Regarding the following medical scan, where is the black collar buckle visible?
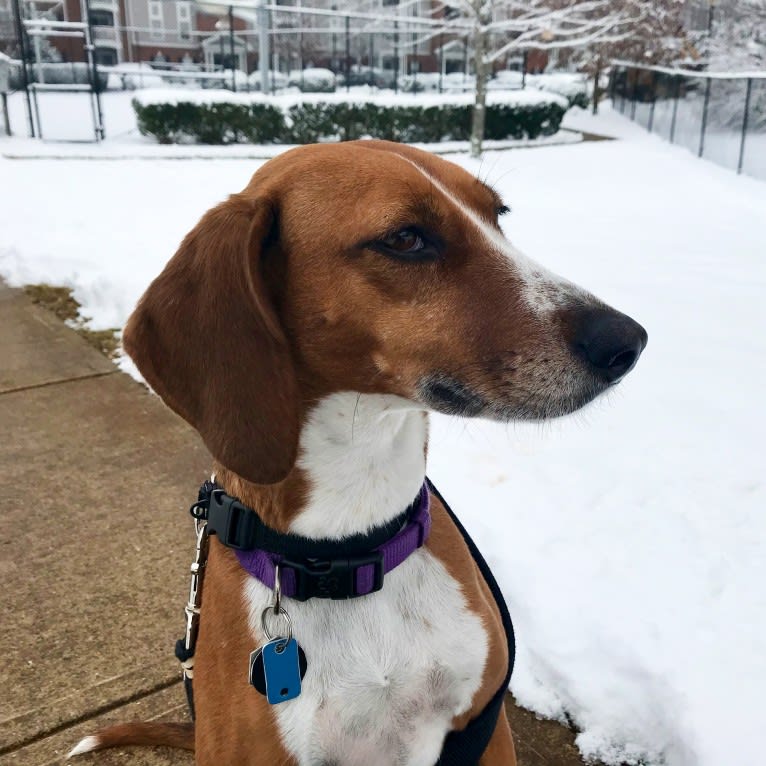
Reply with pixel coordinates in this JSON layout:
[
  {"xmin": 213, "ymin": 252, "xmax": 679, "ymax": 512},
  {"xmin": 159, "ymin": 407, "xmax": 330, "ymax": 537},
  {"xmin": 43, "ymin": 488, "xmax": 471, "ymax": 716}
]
[
  {"xmin": 204, "ymin": 490, "xmax": 257, "ymax": 550},
  {"xmin": 284, "ymin": 552, "xmax": 385, "ymax": 601}
]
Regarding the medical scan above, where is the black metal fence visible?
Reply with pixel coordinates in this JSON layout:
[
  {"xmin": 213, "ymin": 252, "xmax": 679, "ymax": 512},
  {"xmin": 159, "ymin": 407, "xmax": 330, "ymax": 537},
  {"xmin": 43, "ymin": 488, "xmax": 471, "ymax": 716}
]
[
  {"xmin": 610, "ymin": 62, "xmax": 766, "ymax": 182},
  {"xmin": 1, "ymin": 1, "xmax": 481, "ymax": 96}
]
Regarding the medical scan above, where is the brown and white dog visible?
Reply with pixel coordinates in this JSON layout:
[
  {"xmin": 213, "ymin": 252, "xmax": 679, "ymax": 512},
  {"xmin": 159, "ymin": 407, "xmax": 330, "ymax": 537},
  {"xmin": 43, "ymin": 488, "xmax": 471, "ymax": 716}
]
[{"xmin": 69, "ymin": 140, "xmax": 646, "ymax": 765}]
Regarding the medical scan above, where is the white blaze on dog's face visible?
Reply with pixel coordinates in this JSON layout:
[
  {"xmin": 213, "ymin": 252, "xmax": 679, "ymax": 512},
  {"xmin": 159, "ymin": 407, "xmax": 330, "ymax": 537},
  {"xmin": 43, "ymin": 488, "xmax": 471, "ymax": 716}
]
[
  {"xmin": 123, "ymin": 139, "xmax": 647, "ymax": 487},
  {"xmin": 264, "ymin": 141, "xmax": 647, "ymax": 422}
]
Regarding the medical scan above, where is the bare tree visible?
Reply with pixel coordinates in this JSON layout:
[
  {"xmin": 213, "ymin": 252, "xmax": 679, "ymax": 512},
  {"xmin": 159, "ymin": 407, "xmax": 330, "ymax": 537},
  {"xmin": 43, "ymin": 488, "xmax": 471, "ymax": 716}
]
[
  {"xmin": 452, "ymin": 1, "xmax": 644, "ymax": 156},
  {"xmin": 569, "ymin": 1, "xmax": 690, "ymax": 113},
  {"xmin": 694, "ymin": 0, "xmax": 766, "ymax": 71}
]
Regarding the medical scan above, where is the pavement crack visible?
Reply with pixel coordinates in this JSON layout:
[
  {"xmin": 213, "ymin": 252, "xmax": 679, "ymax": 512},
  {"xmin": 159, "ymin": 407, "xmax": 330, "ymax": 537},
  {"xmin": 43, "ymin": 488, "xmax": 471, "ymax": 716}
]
[
  {"xmin": 0, "ymin": 677, "xmax": 183, "ymax": 757},
  {"xmin": 0, "ymin": 370, "xmax": 118, "ymax": 397}
]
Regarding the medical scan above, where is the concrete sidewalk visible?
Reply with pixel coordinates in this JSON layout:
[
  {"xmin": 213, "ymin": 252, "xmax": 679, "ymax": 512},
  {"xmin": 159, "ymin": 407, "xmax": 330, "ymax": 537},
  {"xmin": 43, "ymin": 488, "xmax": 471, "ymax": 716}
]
[{"xmin": 0, "ymin": 282, "xmax": 589, "ymax": 766}]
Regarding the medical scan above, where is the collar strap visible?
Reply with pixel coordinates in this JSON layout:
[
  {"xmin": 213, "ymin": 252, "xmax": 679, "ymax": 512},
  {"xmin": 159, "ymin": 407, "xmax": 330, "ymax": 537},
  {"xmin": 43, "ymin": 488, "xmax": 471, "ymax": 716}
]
[{"xmin": 190, "ymin": 481, "xmax": 431, "ymax": 601}]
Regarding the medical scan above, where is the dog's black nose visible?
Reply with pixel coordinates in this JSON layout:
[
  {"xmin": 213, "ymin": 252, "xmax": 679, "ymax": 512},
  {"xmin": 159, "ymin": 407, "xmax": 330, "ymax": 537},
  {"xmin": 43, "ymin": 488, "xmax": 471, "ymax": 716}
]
[{"xmin": 572, "ymin": 308, "xmax": 648, "ymax": 383}]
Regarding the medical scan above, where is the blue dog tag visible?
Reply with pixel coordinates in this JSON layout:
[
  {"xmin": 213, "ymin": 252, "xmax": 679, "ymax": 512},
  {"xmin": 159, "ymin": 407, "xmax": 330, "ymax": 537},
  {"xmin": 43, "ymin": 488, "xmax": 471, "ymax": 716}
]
[{"xmin": 259, "ymin": 638, "xmax": 303, "ymax": 704}]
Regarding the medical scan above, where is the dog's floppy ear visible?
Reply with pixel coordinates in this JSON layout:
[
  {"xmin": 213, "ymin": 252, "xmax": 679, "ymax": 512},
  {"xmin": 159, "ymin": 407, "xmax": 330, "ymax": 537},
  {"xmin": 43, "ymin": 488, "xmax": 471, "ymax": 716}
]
[{"xmin": 123, "ymin": 192, "xmax": 299, "ymax": 485}]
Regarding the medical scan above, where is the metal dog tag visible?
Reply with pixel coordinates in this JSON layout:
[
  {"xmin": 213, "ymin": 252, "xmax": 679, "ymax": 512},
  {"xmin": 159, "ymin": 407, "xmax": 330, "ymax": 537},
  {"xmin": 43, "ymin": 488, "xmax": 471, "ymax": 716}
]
[{"xmin": 249, "ymin": 638, "xmax": 307, "ymax": 704}]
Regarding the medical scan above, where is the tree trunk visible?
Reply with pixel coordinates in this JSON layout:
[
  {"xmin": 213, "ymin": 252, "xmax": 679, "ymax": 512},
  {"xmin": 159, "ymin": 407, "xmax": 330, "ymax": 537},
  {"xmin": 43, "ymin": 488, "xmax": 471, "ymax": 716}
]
[{"xmin": 470, "ymin": 17, "xmax": 490, "ymax": 158}]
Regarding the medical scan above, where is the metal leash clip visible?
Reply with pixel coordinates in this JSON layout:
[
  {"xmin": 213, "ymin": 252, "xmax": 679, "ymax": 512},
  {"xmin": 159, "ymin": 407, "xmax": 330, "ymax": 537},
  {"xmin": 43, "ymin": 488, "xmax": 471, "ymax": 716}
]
[
  {"xmin": 182, "ymin": 516, "xmax": 210, "ymax": 672},
  {"xmin": 260, "ymin": 563, "xmax": 292, "ymax": 645}
]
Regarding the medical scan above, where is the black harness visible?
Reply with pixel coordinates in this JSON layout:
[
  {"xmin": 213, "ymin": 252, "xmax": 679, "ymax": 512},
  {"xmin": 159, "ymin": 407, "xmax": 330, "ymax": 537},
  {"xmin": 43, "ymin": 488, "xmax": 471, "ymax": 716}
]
[{"xmin": 176, "ymin": 477, "xmax": 515, "ymax": 765}]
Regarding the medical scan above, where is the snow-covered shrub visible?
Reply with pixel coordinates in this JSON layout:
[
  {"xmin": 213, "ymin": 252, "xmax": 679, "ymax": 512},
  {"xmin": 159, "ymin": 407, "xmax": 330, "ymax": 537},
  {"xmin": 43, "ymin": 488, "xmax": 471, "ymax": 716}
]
[
  {"xmin": 286, "ymin": 102, "xmax": 460, "ymax": 143},
  {"xmin": 528, "ymin": 73, "xmax": 589, "ymax": 109},
  {"xmin": 132, "ymin": 90, "xmax": 568, "ymax": 145},
  {"xmin": 398, "ymin": 73, "xmax": 441, "ymax": 93},
  {"xmin": 227, "ymin": 70, "xmax": 250, "ymax": 91},
  {"xmin": 248, "ymin": 70, "xmax": 289, "ymax": 91},
  {"xmin": 287, "ymin": 68, "xmax": 336, "ymax": 93},
  {"xmin": 104, "ymin": 63, "xmax": 164, "ymax": 90},
  {"xmin": 489, "ymin": 70, "xmax": 524, "ymax": 90},
  {"xmin": 288, "ymin": 95, "xmax": 566, "ymax": 142},
  {"xmin": 133, "ymin": 99, "xmax": 286, "ymax": 144},
  {"xmin": 442, "ymin": 72, "xmax": 475, "ymax": 92},
  {"xmin": 338, "ymin": 66, "xmax": 395, "ymax": 88}
]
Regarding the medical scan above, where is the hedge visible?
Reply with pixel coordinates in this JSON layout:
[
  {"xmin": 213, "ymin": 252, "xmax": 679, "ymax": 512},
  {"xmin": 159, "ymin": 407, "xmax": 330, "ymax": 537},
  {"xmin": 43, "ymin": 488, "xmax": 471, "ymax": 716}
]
[{"xmin": 132, "ymin": 93, "xmax": 568, "ymax": 145}]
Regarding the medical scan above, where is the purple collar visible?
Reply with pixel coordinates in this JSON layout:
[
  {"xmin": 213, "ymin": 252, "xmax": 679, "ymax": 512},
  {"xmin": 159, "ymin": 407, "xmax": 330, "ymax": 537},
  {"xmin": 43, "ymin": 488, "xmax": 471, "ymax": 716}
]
[{"xmin": 192, "ymin": 481, "xmax": 431, "ymax": 601}]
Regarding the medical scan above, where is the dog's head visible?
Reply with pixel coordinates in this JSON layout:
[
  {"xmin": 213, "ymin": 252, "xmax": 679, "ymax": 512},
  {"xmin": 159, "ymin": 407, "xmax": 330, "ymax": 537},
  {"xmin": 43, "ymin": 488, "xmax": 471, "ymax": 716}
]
[{"xmin": 124, "ymin": 141, "xmax": 646, "ymax": 485}]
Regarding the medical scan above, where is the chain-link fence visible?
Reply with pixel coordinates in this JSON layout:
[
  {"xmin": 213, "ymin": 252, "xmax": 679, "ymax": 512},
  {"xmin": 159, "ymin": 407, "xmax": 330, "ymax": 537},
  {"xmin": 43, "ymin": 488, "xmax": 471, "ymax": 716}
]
[
  {"xmin": 610, "ymin": 62, "xmax": 766, "ymax": 182},
  {"xmin": 0, "ymin": 0, "xmax": 482, "ymax": 97}
]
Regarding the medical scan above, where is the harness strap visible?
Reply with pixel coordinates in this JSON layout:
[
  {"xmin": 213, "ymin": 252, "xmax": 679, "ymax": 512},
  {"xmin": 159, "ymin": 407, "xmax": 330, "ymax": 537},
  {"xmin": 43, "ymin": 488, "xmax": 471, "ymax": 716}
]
[
  {"xmin": 177, "ymin": 477, "xmax": 515, "ymax": 765},
  {"xmin": 428, "ymin": 478, "xmax": 515, "ymax": 766}
]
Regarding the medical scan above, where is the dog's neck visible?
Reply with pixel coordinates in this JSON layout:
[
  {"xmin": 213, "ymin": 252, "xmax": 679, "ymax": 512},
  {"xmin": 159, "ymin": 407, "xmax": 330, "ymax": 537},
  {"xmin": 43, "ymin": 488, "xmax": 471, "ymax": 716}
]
[{"xmin": 215, "ymin": 393, "xmax": 429, "ymax": 539}]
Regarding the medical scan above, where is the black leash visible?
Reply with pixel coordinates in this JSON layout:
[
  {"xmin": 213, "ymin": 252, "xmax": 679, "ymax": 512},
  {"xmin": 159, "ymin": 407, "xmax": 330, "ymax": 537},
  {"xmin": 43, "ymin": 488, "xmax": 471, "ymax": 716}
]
[{"xmin": 176, "ymin": 478, "xmax": 515, "ymax": 765}]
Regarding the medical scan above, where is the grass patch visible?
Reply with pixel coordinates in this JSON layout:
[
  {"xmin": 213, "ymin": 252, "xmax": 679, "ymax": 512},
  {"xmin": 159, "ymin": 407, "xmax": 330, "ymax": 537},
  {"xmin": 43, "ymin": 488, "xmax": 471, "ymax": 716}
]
[{"xmin": 23, "ymin": 283, "xmax": 120, "ymax": 359}]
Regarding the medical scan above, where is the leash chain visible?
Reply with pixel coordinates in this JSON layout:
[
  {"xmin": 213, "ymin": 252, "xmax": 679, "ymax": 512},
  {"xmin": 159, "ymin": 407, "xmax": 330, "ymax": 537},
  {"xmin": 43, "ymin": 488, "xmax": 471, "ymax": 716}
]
[{"xmin": 181, "ymin": 516, "xmax": 209, "ymax": 680}]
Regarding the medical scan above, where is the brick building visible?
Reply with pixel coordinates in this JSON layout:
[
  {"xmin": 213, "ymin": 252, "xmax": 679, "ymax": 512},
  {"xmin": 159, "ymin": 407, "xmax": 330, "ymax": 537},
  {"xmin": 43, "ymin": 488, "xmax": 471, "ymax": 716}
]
[{"xmin": 5, "ymin": 0, "xmax": 547, "ymax": 77}]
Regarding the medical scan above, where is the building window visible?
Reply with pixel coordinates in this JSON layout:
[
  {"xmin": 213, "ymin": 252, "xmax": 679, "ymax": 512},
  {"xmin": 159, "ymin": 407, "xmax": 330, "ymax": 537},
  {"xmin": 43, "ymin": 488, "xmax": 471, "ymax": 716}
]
[
  {"xmin": 95, "ymin": 47, "xmax": 118, "ymax": 66},
  {"xmin": 149, "ymin": 0, "xmax": 162, "ymax": 40},
  {"xmin": 89, "ymin": 9, "xmax": 114, "ymax": 26},
  {"xmin": 177, "ymin": 1, "xmax": 191, "ymax": 40}
]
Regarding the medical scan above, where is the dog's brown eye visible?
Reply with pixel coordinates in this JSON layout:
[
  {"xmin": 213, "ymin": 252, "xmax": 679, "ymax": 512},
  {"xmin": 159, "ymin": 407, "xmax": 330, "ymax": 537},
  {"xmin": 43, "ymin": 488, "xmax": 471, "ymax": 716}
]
[
  {"xmin": 383, "ymin": 229, "xmax": 425, "ymax": 253},
  {"xmin": 365, "ymin": 227, "xmax": 440, "ymax": 262}
]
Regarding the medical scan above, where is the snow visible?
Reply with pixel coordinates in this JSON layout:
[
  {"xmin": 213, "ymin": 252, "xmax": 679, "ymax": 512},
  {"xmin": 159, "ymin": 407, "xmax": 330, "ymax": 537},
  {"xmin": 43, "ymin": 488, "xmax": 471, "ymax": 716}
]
[
  {"xmin": 526, "ymin": 72, "xmax": 589, "ymax": 102},
  {"xmin": 131, "ymin": 85, "xmax": 568, "ymax": 110},
  {"xmin": 611, "ymin": 59, "xmax": 766, "ymax": 80},
  {"xmin": 1, "ymin": 101, "xmax": 765, "ymax": 766},
  {"xmin": 0, "ymin": 131, "xmax": 582, "ymax": 160}
]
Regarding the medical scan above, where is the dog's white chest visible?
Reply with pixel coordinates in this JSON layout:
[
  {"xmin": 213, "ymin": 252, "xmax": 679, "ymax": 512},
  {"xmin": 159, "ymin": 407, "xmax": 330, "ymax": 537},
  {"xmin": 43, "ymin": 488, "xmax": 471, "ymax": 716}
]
[{"xmin": 244, "ymin": 550, "xmax": 488, "ymax": 766}]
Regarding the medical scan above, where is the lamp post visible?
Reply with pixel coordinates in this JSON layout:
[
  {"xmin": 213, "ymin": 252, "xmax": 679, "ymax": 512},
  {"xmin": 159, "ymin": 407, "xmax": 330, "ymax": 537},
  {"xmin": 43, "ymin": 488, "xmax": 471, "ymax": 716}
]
[
  {"xmin": 256, "ymin": 0, "xmax": 268, "ymax": 94},
  {"xmin": 214, "ymin": 15, "xmax": 235, "ymax": 91}
]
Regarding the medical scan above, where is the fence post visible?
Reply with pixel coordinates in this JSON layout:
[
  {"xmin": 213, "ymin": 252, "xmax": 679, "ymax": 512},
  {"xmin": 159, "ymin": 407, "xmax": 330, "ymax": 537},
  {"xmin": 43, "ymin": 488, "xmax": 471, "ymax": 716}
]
[
  {"xmin": 438, "ymin": 31, "xmax": 443, "ymax": 93},
  {"xmin": 393, "ymin": 20, "xmax": 398, "ymax": 93},
  {"xmin": 257, "ymin": 0, "xmax": 268, "ymax": 94},
  {"xmin": 12, "ymin": 0, "xmax": 35, "ymax": 137},
  {"xmin": 616, "ymin": 67, "xmax": 625, "ymax": 114},
  {"xmin": 369, "ymin": 32, "xmax": 374, "ymax": 86},
  {"xmin": 630, "ymin": 68, "xmax": 637, "ymax": 120},
  {"xmin": 737, "ymin": 78, "xmax": 753, "ymax": 174},
  {"xmin": 1, "ymin": 92, "xmax": 11, "ymax": 136},
  {"xmin": 83, "ymin": 0, "xmax": 105, "ymax": 140},
  {"xmin": 270, "ymin": 9, "xmax": 276, "ymax": 95},
  {"xmin": 228, "ymin": 5, "xmax": 236, "ymax": 92},
  {"xmin": 698, "ymin": 76, "xmax": 711, "ymax": 158},
  {"xmin": 521, "ymin": 50, "xmax": 527, "ymax": 89},
  {"xmin": 463, "ymin": 33, "xmax": 468, "ymax": 88},
  {"xmin": 669, "ymin": 74, "xmax": 680, "ymax": 144},
  {"xmin": 345, "ymin": 15, "xmax": 350, "ymax": 93},
  {"xmin": 298, "ymin": 5, "xmax": 303, "ymax": 78},
  {"xmin": 621, "ymin": 68, "xmax": 628, "ymax": 114}
]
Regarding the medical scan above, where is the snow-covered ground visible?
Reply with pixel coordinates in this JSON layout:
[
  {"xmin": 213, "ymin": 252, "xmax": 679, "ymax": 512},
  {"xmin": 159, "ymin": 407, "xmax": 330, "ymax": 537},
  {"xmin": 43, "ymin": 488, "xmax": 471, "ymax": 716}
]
[{"xmin": 1, "ymin": 101, "xmax": 765, "ymax": 766}]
